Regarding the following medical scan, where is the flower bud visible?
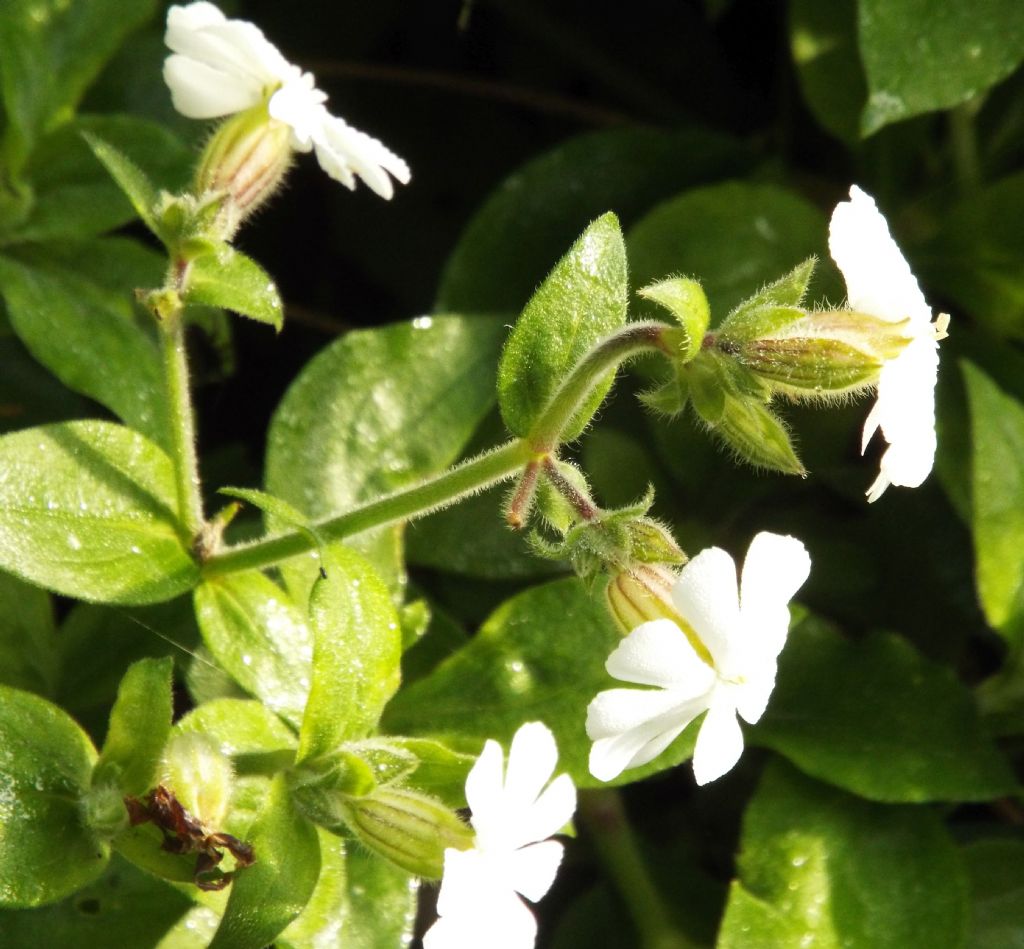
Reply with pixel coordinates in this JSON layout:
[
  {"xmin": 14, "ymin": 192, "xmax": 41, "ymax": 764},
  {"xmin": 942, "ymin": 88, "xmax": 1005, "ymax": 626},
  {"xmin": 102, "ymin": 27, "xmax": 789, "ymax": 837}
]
[
  {"xmin": 342, "ymin": 788, "xmax": 473, "ymax": 879},
  {"xmin": 194, "ymin": 104, "xmax": 294, "ymax": 239},
  {"xmin": 723, "ymin": 309, "xmax": 913, "ymax": 400},
  {"xmin": 159, "ymin": 733, "xmax": 234, "ymax": 829},
  {"xmin": 80, "ymin": 783, "xmax": 129, "ymax": 839},
  {"xmin": 605, "ymin": 564, "xmax": 713, "ymax": 664}
]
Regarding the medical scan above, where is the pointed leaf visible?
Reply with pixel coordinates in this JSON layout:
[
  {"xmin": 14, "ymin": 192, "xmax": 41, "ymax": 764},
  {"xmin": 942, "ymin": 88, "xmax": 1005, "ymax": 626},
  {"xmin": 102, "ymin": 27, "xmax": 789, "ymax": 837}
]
[
  {"xmin": 497, "ymin": 213, "xmax": 628, "ymax": 440},
  {"xmin": 859, "ymin": 0, "xmax": 1024, "ymax": 135},
  {"xmin": 208, "ymin": 775, "xmax": 320, "ymax": 949},
  {"xmin": 93, "ymin": 657, "xmax": 173, "ymax": 795},
  {"xmin": 297, "ymin": 546, "xmax": 401, "ymax": 761},
  {"xmin": 194, "ymin": 573, "xmax": 313, "ymax": 730},
  {"xmin": 638, "ymin": 277, "xmax": 709, "ymax": 362},
  {"xmin": 0, "ymin": 570, "xmax": 57, "ymax": 696},
  {"xmin": 719, "ymin": 761, "xmax": 969, "ymax": 949},
  {"xmin": 82, "ymin": 132, "xmax": 163, "ymax": 241},
  {"xmin": 754, "ymin": 617, "xmax": 1016, "ymax": 802},
  {"xmin": 183, "ymin": 246, "xmax": 283, "ymax": 329},
  {"xmin": 963, "ymin": 361, "xmax": 1024, "ymax": 640},
  {"xmin": 0, "ymin": 421, "xmax": 198, "ymax": 604},
  {"xmin": 0, "ymin": 685, "xmax": 107, "ymax": 907}
]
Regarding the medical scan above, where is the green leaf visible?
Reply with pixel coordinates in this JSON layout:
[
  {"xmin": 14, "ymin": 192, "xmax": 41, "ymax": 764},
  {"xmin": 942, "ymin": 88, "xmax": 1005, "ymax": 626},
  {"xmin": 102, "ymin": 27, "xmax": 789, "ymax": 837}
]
[
  {"xmin": 297, "ymin": 547, "xmax": 401, "ymax": 762},
  {"xmin": 383, "ymin": 577, "xmax": 698, "ymax": 788},
  {"xmin": 963, "ymin": 361, "xmax": 1024, "ymax": 639},
  {"xmin": 920, "ymin": 172, "xmax": 1024, "ymax": 340},
  {"xmin": 627, "ymin": 182, "xmax": 834, "ymax": 320},
  {"xmin": 436, "ymin": 127, "xmax": 748, "ymax": 314},
  {"xmin": 81, "ymin": 131, "xmax": 163, "ymax": 240},
  {"xmin": 789, "ymin": 0, "xmax": 866, "ymax": 143},
  {"xmin": 175, "ymin": 698, "xmax": 297, "ymax": 761},
  {"xmin": 497, "ymin": 213, "xmax": 628, "ymax": 441},
  {"xmin": 194, "ymin": 572, "xmax": 313, "ymax": 730},
  {"xmin": 963, "ymin": 839, "xmax": 1024, "ymax": 949},
  {"xmin": 183, "ymin": 246, "xmax": 283, "ymax": 329},
  {"xmin": 208, "ymin": 775, "xmax": 320, "ymax": 949},
  {"xmin": 718, "ymin": 761, "xmax": 969, "ymax": 949},
  {"xmin": 265, "ymin": 314, "xmax": 505, "ymax": 596},
  {"xmin": 859, "ymin": 0, "xmax": 1024, "ymax": 135},
  {"xmin": 0, "ymin": 853, "xmax": 192, "ymax": 948},
  {"xmin": 0, "ymin": 0, "xmax": 158, "ymax": 173},
  {"xmin": 0, "ymin": 685, "xmax": 107, "ymax": 907},
  {"xmin": 15, "ymin": 116, "xmax": 191, "ymax": 242},
  {"xmin": 279, "ymin": 833, "xmax": 418, "ymax": 949},
  {"xmin": 0, "ymin": 569, "xmax": 57, "ymax": 696},
  {"xmin": 0, "ymin": 421, "xmax": 198, "ymax": 604},
  {"xmin": 637, "ymin": 277, "xmax": 710, "ymax": 362},
  {"xmin": 0, "ymin": 243, "xmax": 167, "ymax": 447},
  {"xmin": 93, "ymin": 657, "xmax": 173, "ymax": 795},
  {"xmin": 754, "ymin": 617, "xmax": 1016, "ymax": 802}
]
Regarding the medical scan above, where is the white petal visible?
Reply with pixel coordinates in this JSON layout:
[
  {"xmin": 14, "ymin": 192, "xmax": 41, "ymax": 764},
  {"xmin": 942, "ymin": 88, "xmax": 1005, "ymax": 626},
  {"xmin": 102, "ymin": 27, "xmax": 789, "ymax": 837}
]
[
  {"xmin": 504, "ymin": 722, "xmax": 558, "ymax": 814},
  {"xmin": 163, "ymin": 54, "xmax": 262, "ymax": 118},
  {"xmin": 871, "ymin": 336, "xmax": 939, "ymax": 490},
  {"xmin": 587, "ymin": 688, "xmax": 710, "ymax": 781},
  {"xmin": 691, "ymin": 696, "xmax": 745, "ymax": 785},
  {"xmin": 314, "ymin": 115, "xmax": 410, "ymax": 198},
  {"xmin": 605, "ymin": 619, "xmax": 716, "ymax": 690},
  {"xmin": 166, "ymin": 2, "xmax": 225, "ymax": 36},
  {"xmin": 508, "ymin": 839, "xmax": 564, "ymax": 903},
  {"xmin": 268, "ymin": 76, "xmax": 327, "ymax": 150},
  {"xmin": 464, "ymin": 738, "xmax": 505, "ymax": 834},
  {"xmin": 670, "ymin": 546, "xmax": 741, "ymax": 669},
  {"xmin": 515, "ymin": 773, "xmax": 576, "ymax": 850},
  {"xmin": 738, "ymin": 532, "xmax": 810, "ymax": 663},
  {"xmin": 828, "ymin": 185, "xmax": 932, "ymax": 330},
  {"xmin": 733, "ymin": 663, "xmax": 777, "ymax": 725}
]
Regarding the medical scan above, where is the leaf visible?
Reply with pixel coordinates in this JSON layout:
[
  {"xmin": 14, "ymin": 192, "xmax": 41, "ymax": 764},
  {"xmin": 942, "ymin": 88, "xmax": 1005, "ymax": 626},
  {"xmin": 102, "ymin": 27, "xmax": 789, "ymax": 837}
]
[
  {"xmin": 753, "ymin": 617, "xmax": 1016, "ymax": 802},
  {"xmin": 0, "ymin": 685, "xmax": 107, "ymax": 907},
  {"xmin": 436, "ymin": 127, "xmax": 748, "ymax": 314},
  {"xmin": 175, "ymin": 699, "xmax": 298, "ymax": 762},
  {"xmin": 859, "ymin": 0, "xmax": 1024, "ymax": 135},
  {"xmin": 383, "ymin": 577, "xmax": 698, "ymax": 788},
  {"xmin": 962, "ymin": 361, "xmax": 1024, "ymax": 639},
  {"xmin": 718, "ymin": 761, "xmax": 969, "ymax": 949},
  {"xmin": 920, "ymin": 172, "xmax": 1024, "ymax": 340},
  {"xmin": 627, "ymin": 182, "xmax": 835, "ymax": 320},
  {"xmin": 193, "ymin": 572, "xmax": 313, "ymax": 730},
  {"xmin": 81, "ymin": 132, "xmax": 163, "ymax": 240},
  {"xmin": 788, "ymin": 0, "xmax": 867, "ymax": 143},
  {"xmin": 208, "ymin": 775, "xmax": 320, "ymax": 949},
  {"xmin": 279, "ymin": 833, "xmax": 418, "ymax": 949},
  {"xmin": 0, "ymin": 421, "xmax": 198, "ymax": 604},
  {"xmin": 297, "ymin": 547, "xmax": 401, "ymax": 762},
  {"xmin": 0, "ymin": 853, "xmax": 192, "ymax": 948},
  {"xmin": 497, "ymin": 213, "xmax": 628, "ymax": 441},
  {"xmin": 17, "ymin": 116, "xmax": 191, "ymax": 242},
  {"xmin": 0, "ymin": 244, "xmax": 168, "ymax": 447},
  {"xmin": 265, "ymin": 314, "xmax": 505, "ymax": 596},
  {"xmin": 0, "ymin": 0, "xmax": 158, "ymax": 172},
  {"xmin": 183, "ymin": 246, "xmax": 283, "ymax": 329},
  {"xmin": 0, "ymin": 569, "xmax": 57, "ymax": 696},
  {"xmin": 962, "ymin": 839, "xmax": 1024, "ymax": 949},
  {"xmin": 92, "ymin": 657, "xmax": 173, "ymax": 795}
]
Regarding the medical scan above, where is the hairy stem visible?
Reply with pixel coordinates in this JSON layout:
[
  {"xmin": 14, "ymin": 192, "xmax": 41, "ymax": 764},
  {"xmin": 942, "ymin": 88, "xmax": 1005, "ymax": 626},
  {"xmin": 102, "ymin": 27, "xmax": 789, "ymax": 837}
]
[
  {"xmin": 159, "ymin": 310, "xmax": 204, "ymax": 541},
  {"xmin": 528, "ymin": 321, "xmax": 672, "ymax": 452},
  {"xmin": 579, "ymin": 788, "xmax": 696, "ymax": 949},
  {"xmin": 202, "ymin": 439, "xmax": 533, "ymax": 577}
]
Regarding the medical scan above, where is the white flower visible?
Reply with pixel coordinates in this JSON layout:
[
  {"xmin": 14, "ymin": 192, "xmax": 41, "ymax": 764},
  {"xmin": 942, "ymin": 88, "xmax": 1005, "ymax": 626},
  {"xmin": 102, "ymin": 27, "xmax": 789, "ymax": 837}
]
[
  {"xmin": 425, "ymin": 722, "xmax": 576, "ymax": 949},
  {"xmin": 587, "ymin": 532, "xmax": 810, "ymax": 786},
  {"xmin": 164, "ymin": 2, "xmax": 410, "ymax": 198},
  {"xmin": 828, "ymin": 185, "xmax": 948, "ymax": 502}
]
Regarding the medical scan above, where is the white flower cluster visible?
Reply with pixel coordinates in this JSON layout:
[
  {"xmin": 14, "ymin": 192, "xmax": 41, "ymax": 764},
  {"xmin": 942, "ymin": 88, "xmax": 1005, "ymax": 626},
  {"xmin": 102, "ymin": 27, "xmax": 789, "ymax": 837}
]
[{"xmin": 164, "ymin": 2, "xmax": 410, "ymax": 198}]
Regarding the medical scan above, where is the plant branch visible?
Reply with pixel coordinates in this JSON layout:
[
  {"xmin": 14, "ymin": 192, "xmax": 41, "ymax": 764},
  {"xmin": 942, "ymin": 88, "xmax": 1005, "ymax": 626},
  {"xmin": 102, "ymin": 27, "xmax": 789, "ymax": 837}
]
[{"xmin": 202, "ymin": 439, "xmax": 533, "ymax": 577}]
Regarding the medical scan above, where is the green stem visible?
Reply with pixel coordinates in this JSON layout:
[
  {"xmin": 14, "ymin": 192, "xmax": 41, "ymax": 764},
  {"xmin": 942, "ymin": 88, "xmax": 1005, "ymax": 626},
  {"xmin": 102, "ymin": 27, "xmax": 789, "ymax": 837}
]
[
  {"xmin": 202, "ymin": 439, "xmax": 533, "ymax": 577},
  {"xmin": 579, "ymin": 789, "xmax": 696, "ymax": 949},
  {"xmin": 159, "ymin": 311, "xmax": 204, "ymax": 540},
  {"xmin": 529, "ymin": 320, "xmax": 672, "ymax": 452},
  {"xmin": 949, "ymin": 98, "xmax": 982, "ymax": 194}
]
